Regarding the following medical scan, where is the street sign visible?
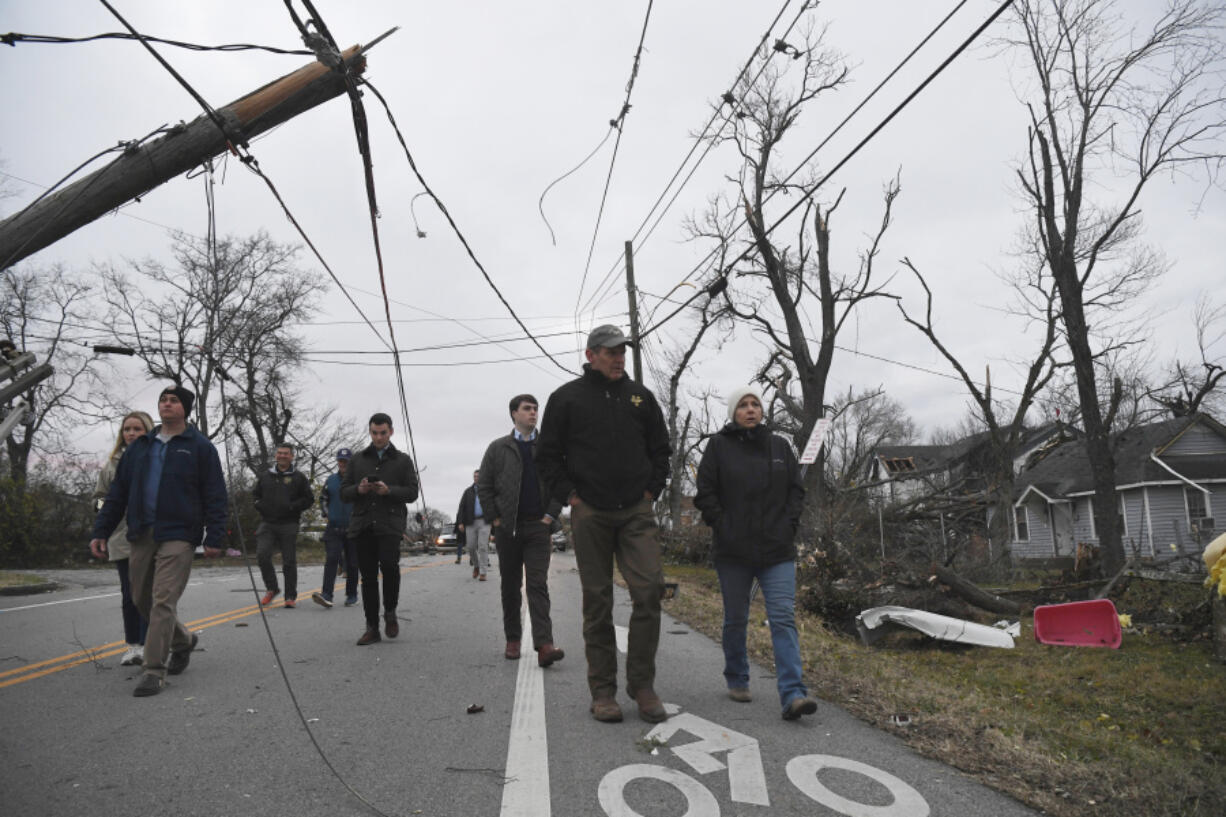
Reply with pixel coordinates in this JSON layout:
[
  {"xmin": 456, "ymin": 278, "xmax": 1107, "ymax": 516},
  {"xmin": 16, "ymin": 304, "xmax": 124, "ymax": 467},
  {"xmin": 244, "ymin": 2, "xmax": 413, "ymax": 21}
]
[{"xmin": 799, "ymin": 418, "xmax": 832, "ymax": 465}]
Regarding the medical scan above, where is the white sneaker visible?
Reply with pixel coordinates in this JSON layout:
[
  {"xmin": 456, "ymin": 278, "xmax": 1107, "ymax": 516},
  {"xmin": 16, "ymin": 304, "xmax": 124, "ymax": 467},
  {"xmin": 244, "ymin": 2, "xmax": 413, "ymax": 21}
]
[{"xmin": 120, "ymin": 644, "xmax": 144, "ymax": 666}]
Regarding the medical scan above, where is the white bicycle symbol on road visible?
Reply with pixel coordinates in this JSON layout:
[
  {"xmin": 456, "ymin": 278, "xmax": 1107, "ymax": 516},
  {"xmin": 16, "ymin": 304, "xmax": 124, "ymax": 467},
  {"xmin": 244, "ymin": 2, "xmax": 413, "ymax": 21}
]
[{"xmin": 599, "ymin": 710, "xmax": 931, "ymax": 817}]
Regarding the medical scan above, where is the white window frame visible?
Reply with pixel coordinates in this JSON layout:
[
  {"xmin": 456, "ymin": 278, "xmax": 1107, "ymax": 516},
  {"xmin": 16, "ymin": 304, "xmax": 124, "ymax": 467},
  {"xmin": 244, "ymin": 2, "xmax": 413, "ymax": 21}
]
[
  {"xmin": 1014, "ymin": 505, "xmax": 1030, "ymax": 542},
  {"xmin": 1087, "ymin": 497, "xmax": 1096, "ymax": 540},
  {"xmin": 1185, "ymin": 486, "xmax": 1208, "ymax": 526}
]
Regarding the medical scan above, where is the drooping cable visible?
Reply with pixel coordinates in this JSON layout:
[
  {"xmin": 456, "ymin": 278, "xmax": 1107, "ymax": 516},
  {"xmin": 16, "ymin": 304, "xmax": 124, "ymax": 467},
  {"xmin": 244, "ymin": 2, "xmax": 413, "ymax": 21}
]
[
  {"xmin": 359, "ymin": 76, "xmax": 577, "ymax": 376},
  {"xmin": 0, "ymin": 30, "xmax": 311, "ymax": 55},
  {"xmin": 571, "ymin": 0, "xmax": 655, "ymax": 322},
  {"xmin": 576, "ymin": 0, "xmax": 806, "ymax": 320},
  {"xmin": 638, "ymin": 0, "xmax": 1016, "ymax": 340}
]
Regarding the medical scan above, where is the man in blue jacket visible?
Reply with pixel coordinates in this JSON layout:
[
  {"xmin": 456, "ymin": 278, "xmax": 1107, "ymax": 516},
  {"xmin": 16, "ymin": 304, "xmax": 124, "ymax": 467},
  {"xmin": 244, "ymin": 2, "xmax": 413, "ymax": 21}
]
[
  {"xmin": 90, "ymin": 385, "xmax": 228, "ymax": 697},
  {"xmin": 313, "ymin": 447, "xmax": 357, "ymax": 608}
]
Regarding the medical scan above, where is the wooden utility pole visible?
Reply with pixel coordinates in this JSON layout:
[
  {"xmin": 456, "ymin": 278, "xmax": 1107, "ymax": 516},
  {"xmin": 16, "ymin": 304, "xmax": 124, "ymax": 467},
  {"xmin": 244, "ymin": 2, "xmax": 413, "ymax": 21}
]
[
  {"xmin": 0, "ymin": 45, "xmax": 369, "ymax": 269},
  {"xmin": 625, "ymin": 239, "xmax": 643, "ymax": 382}
]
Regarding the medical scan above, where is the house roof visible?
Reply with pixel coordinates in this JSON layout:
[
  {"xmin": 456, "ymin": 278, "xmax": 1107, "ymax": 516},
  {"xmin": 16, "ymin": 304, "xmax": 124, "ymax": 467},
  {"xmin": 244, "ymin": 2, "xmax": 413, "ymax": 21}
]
[
  {"xmin": 1016, "ymin": 413, "xmax": 1226, "ymax": 498},
  {"xmin": 875, "ymin": 421, "xmax": 1073, "ymax": 478}
]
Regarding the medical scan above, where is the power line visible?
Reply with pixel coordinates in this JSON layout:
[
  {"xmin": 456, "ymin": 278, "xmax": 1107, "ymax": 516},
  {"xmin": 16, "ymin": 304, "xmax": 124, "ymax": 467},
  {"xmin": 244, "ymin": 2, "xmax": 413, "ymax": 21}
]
[
  {"xmin": 0, "ymin": 30, "xmax": 312, "ymax": 55},
  {"xmin": 577, "ymin": 0, "xmax": 807, "ymax": 319},
  {"xmin": 359, "ymin": 76, "xmax": 577, "ymax": 377},
  {"xmin": 639, "ymin": 0, "xmax": 1017, "ymax": 341},
  {"xmin": 572, "ymin": 0, "xmax": 655, "ymax": 320}
]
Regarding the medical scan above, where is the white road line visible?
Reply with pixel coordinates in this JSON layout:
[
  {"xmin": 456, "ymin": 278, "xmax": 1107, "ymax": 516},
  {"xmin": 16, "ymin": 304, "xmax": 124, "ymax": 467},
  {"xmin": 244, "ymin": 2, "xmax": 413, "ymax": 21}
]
[
  {"xmin": 0, "ymin": 579, "xmax": 207, "ymax": 613},
  {"xmin": 500, "ymin": 606, "xmax": 551, "ymax": 817},
  {"xmin": 0, "ymin": 591, "xmax": 120, "ymax": 612}
]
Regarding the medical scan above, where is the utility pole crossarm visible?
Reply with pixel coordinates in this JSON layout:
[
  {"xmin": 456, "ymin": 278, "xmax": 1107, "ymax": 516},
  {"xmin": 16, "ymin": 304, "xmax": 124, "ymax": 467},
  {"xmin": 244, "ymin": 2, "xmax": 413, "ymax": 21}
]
[{"xmin": 0, "ymin": 45, "xmax": 367, "ymax": 268}]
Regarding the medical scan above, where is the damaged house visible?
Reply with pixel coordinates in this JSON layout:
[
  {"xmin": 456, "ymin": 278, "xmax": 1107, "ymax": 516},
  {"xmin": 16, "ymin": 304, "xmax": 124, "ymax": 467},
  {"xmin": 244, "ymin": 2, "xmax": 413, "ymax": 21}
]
[
  {"xmin": 868, "ymin": 423, "xmax": 1071, "ymax": 507},
  {"xmin": 1004, "ymin": 414, "xmax": 1225, "ymax": 564}
]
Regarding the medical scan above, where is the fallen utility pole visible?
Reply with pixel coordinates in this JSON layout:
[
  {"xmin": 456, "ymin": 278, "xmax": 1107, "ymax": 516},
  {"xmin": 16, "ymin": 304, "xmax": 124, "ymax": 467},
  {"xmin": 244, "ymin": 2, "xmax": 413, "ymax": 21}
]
[{"xmin": 0, "ymin": 44, "xmax": 368, "ymax": 269}]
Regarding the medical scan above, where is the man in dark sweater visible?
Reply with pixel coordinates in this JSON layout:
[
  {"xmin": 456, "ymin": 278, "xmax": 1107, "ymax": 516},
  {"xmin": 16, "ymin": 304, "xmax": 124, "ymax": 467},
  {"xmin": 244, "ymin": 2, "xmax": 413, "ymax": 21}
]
[
  {"xmin": 537, "ymin": 326, "xmax": 671, "ymax": 724},
  {"xmin": 341, "ymin": 412, "xmax": 419, "ymax": 646},
  {"xmin": 478, "ymin": 394, "xmax": 565, "ymax": 666},
  {"xmin": 254, "ymin": 443, "xmax": 314, "ymax": 608}
]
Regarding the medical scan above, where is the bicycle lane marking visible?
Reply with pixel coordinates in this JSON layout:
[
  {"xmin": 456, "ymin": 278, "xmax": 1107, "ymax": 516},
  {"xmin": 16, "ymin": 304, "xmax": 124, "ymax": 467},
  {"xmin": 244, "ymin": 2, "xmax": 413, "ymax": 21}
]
[
  {"xmin": 0, "ymin": 558, "xmax": 452, "ymax": 689},
  {"xmin": 500, "ymin": 604, "xmax": 551, "ymax": 816}
]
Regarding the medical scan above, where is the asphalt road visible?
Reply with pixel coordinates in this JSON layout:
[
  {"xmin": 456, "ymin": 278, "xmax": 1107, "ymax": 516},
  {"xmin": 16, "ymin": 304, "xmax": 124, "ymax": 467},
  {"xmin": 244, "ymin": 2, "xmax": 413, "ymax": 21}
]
[{"xmin": 0, "ymin": 552, "xmax": 1041, "ymax": 817}]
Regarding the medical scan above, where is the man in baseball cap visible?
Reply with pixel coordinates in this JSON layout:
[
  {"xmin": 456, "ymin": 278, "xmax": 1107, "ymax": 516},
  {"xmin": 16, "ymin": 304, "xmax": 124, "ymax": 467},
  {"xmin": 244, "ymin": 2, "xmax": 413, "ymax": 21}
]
[
  {"xmin": 537, "ymin": 326, "xmax": 671, "ymax": 724},
  {"xmin": 313, "ymin": 447, "xmax": 358, "ymax": 608}
]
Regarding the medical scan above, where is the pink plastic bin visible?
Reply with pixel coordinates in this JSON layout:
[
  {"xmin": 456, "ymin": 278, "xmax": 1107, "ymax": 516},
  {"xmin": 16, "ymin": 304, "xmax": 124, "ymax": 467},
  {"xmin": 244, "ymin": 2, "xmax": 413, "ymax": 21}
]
[{"xmin": 1032, "ymin": 599, "xmax": 1122, "ymax": 648}]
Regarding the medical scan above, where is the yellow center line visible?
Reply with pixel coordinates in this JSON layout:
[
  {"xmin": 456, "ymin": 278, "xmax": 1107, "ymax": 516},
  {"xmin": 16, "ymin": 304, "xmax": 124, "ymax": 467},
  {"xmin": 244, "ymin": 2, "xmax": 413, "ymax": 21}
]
[{"xmin": 0, "ymin": 558, "xmax": 451, "ymax": 690}]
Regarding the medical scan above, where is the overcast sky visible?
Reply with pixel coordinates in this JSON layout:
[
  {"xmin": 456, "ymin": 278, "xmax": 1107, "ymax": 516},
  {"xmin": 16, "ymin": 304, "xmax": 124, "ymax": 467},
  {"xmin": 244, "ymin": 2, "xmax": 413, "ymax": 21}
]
[{"xmin": 2, "ymin": 0, "xmax": 1222, "ymax": 513}]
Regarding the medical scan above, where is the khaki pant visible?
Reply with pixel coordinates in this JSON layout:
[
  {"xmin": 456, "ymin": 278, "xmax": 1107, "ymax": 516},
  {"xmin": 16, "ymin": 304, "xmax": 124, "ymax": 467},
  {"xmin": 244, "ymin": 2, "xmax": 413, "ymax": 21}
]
[
  {"xmin": 128, "ymin": 534, "xmax": 195, "ymax": 679},
  {"xmin": 571, "ymin": 498, "xmax": 664, "ymax": 698}
]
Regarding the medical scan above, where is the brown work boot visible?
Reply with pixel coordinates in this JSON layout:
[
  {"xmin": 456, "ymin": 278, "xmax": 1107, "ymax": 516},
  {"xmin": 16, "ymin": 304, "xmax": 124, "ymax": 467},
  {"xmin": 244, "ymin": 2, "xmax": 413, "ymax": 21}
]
[
  {"xmin": 632, "ymin": 688, "xmax": 668, "ymax": 723},
  {"xmin": 384, "ymin": 611, "xmax": 399, "ymax": 638},
  {"xmin": 782, "ymin": 696, "xmax": 818, "ymax": 720},
  {"xmin": 536, "ymin": 643, "xmax": 564, "ymax": 668},
  {"xmin": 356, "ymin": 627, "xmax": 381, "ymax": 646},
  {"xmin": 504, "ymin": 640, "xmax": 521, "ymax": 660},
  {"xmin": 728, "ymin": 687, "xmax": 752, "ymax": 703},
  {"xmin": 589, "ymin": 695, "xmax": 623, "ymax": 723}
]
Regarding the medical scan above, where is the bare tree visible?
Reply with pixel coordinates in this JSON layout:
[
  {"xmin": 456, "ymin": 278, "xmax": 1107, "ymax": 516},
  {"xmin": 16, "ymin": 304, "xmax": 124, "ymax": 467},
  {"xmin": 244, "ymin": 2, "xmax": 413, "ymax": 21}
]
[
  {"xmin": 102, "ymin": 230, "xmax": 326, "ymax": 472},
  {"xmin": 1, "ymin": 265, "xmax": 110, "ymax": 485},
  {"xmin": 1006, "ymin": 0, "xmax": 1226, "ymax": 574},
  {"xmin": 653, "ymin": 295, "xmax": 722, "ymax": 531},
  {"xmin": 823, "ymin": 387, "xmax": 917, "ymax": 491},
  {"xmin": 1153, "ymin": 294, "xmax": 1226, "ymax": 417},
  {"xmin": 695, "ymin": 21, "xmax": 900, "ymax": 533}
]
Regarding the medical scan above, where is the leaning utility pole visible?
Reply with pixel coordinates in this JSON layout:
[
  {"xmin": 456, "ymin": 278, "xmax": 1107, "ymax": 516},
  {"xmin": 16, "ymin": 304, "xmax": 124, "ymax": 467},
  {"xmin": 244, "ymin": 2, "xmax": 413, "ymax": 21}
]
[
  {"xmin": 0, "ymin": 44, "xmax": 371, "ymax": 269},
  {"xmin": 625, "ymin": 239, "xmax": 643, "ymax": 382}
]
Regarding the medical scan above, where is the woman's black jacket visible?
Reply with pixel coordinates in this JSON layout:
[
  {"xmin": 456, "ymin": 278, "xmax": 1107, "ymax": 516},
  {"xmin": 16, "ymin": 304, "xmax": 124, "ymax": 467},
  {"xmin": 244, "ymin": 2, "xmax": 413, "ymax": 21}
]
[{"xmin": 693, "ymin": 422, "xmax": 804, "ymax": 566}]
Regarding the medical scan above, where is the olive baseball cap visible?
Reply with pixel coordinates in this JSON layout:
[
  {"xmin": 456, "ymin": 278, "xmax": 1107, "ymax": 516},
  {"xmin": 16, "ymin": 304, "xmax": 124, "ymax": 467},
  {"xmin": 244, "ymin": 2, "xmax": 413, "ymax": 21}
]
[{"xmin": 586, "ymin": 324, "xmax": 634, "ymax": 349}]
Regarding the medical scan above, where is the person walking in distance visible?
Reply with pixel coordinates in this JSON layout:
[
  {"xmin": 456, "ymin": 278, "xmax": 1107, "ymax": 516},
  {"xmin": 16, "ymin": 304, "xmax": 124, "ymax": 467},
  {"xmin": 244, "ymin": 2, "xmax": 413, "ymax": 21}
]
[
  {"xmin": 478, "ymin": 394, "xmax": 565, "ymax": 666},
  {"xmin": 313, "ymin": 447, "xmax": 358, "ymax": 608},
  {"xmin": 537, "ymin": 326, "xmax": 671, "ymax": 723},
  {"xmin": 341, "ymin": 413, "xmax": 419, "ymax": 645},
  {"xmin": 694, "ymin": 385, "xmax": 818, "ymax": 720},
  {"xmin": 254, "ymin": 443, "xmax": 314, "ymax": 608},
  {"xmin": 456, "ymin": 470, "xmax": 491, "ymax": 580},
  {"xmin": 89, "ymin": 385, "xmax": 227, "ymax": 697},
  {"xmin": 91, "ymin": 410, "xmax": 154, "ymax": 667}
]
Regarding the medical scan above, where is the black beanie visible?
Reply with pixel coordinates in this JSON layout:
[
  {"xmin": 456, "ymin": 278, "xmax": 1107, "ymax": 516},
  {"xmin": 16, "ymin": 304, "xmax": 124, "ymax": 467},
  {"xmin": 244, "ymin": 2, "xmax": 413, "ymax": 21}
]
[{"xmin": 159, "ymin": 384, "xmax": 195, "ymax": 418}]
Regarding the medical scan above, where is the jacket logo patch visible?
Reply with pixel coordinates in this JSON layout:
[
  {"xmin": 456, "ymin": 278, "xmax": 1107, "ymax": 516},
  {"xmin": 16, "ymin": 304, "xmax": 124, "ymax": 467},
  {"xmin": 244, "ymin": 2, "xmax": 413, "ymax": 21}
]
[{"xmin": 630, "ymin": 395, "xmax": 643, "ymax": 407}]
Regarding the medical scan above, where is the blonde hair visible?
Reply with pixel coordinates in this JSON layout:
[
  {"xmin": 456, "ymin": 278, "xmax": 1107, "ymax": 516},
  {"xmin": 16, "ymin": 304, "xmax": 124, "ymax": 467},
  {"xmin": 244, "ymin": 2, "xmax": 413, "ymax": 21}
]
[{"xmin": 109, "ymin": 410, "xmax": 154, "ymax": 461}]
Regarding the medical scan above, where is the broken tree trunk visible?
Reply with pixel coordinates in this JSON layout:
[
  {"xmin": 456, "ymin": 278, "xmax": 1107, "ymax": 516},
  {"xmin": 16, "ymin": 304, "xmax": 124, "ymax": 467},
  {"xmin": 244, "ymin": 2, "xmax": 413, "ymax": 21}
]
[
  {"xmin": 931, "ymin": 564, "xmax": 1022, "ymax": 616},
  {"xmin": 0, "ymin": 45, "xmax": 367, "ymax": 268}
]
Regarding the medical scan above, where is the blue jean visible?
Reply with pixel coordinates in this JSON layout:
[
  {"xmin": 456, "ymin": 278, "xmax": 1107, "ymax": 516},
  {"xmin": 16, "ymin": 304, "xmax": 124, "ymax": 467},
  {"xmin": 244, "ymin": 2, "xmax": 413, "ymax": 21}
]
[
  {"xmin": 321, "ymin": 523, "xmax": 358, "ymax": 600},
  {"xmin": 715, "ymin": 558, "xmax": 808, "ymax": 712}
]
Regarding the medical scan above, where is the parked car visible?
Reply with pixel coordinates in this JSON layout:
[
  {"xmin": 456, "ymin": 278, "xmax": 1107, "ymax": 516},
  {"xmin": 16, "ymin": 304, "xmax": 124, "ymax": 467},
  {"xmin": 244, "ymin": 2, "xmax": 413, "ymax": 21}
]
[
  {"xmin": 551, "ymin": 529, "xmax": 568, "ymax": 551},
  {"xmin": 436, "ymin": 531, "xmax": 460, "ymax": 550}
]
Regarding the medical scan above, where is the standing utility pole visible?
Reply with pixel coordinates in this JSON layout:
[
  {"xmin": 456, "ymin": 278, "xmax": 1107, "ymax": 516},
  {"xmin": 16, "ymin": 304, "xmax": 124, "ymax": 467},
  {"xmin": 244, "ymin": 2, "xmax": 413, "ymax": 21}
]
[
  {"xmin": 0, "ymin": 44, "xmax": 372, "ymax": 268},
  {"xmin": 624, "ymin": 239, "xmax": 643, "ymax": 382}
]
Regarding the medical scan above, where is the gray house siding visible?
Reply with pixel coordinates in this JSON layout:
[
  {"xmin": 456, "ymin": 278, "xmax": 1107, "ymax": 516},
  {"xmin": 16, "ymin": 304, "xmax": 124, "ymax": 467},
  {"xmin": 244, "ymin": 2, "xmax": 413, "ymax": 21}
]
[
  {"xmin": 1165, "ymin": 425, "xmax": 1226, "ymax": 456},
  {"xmin": 1071, "ymin": 497, "xmax": 1095, "ymax": 543}
]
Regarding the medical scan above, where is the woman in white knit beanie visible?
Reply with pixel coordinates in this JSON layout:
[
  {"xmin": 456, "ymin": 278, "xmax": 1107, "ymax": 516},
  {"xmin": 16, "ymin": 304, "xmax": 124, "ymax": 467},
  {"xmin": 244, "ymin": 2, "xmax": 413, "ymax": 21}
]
[{"xmin": 693, "ymin": 385, "xmax": 817, "ymax": 720}]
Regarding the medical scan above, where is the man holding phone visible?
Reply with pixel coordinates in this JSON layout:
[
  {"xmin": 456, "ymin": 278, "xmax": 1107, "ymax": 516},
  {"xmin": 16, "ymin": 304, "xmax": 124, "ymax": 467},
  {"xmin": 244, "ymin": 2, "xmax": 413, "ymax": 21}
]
[{"xmin": 341, "ymin": 412, "xmax": 420, "ymax": 645}]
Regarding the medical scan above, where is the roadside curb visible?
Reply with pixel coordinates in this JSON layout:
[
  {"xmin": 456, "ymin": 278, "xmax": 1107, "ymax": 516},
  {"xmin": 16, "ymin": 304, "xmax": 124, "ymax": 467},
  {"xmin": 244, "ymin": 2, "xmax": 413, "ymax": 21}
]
[{"xmin": 0, "ymin": 580, "xmax": 60, "ymax": 597}]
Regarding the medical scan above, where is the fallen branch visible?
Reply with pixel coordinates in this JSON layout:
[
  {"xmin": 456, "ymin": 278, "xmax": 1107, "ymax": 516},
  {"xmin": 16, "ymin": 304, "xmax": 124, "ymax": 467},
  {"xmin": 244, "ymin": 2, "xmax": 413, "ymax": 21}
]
[{"xmin": 931, "ymin": 564, "xmax": 1022, "ymax": 616}]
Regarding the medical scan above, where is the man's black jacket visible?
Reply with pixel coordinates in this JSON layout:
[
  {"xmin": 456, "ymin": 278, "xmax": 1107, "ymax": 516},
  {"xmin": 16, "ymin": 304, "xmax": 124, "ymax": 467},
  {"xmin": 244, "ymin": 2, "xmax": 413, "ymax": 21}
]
[
  {"xmin": 537, "ymin": 365, "xmax": 670, "ymax": 511},
  {"xmin": 340, "ymin": 442, "xmax": 419, "ymax": 538},
  {"xmin": 253, "ymin": 467, "xmax": 313, "ymax": 525}
]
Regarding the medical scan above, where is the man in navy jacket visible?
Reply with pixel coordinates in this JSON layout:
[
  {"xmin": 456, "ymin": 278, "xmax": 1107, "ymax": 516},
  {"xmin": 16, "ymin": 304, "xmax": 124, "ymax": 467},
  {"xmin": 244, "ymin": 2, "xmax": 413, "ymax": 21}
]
[{"xmin": 90, "ymin": 385, "xmax": 227, "ymax": 697}]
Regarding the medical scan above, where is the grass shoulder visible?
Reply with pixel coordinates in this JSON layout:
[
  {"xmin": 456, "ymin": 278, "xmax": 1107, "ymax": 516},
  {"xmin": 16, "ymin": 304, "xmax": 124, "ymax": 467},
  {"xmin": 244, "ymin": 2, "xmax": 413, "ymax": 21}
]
[{"xmin": 658, "ymin": 563, "xmax": 1224, "ymax": 817}]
